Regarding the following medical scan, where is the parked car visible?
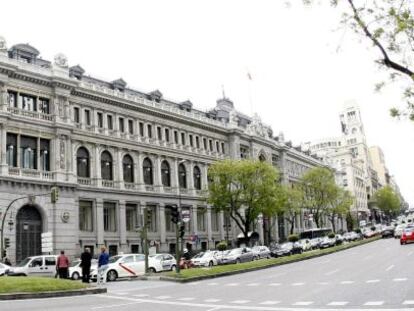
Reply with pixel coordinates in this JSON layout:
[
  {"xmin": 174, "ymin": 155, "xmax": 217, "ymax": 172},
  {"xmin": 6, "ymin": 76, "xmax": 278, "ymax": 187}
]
[
  {"xmin": 334, "ymin": 234, "xmax": 344, "ymax": 245},
  {"xmin": 0, "ymin": 263, "xmax": 10, "ymax": 276},
  {"xmin": 319, "ymin": 237, "xmax": 336, "ymax": 248},
  {"xmin": 69, "ymin": 259, "xmax": 98, "ymax": 280},
  {"xmin": 400, "ymin": 227, "xmax": 414, "ymax": 245},
  {"xmin": 8, "ymin": 255, "xmax": 58, "ymax": 277},
  {"xmin": 105, "ymin": 254, "xmax": 145, "ymax": 281},
  {"xmin": 271, "ymin": 242, "xmax": 303, "ymax": 257},
  {"xmin": 297, "ymin": 239, "xmax": 312, "ymax": 252},
  {"xmin": 148, "ymin": 253, "xmax": 177, "ymax": 272},
  {"xmin": 381, "ymin": 226, "xmax": 395, "ymax": 238},
  {"xmin": 191, "ymin": 251, "xmax": 219, "ymax": 267},
  {"xmin": 251, "ymin": 246, "xmax": 271, "ymax": 259},
  {"xmin": 221, "ymin": 248, "xmax": 255, "ymax": 264},
  {"xmin": 309, "ymin": 238, "xmax": 322, "ymax": 249},
  {"xmin": 395, "ymin": 224, "xmax": 407, "ymax": 238}
]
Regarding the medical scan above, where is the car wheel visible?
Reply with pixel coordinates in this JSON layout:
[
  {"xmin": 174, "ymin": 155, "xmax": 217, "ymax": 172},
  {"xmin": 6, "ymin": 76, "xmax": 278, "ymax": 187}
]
[
  {"xmin": 72, "ymin": 272, "xmax": 80, "ymax": 280},
  {"xmin": 148, "ymin": 267, "xmax": 156, "ymax": 273},
  {"xmin": 170, "ymin": 265, "xmax": 176, "ymax": 271},
  {"xmin": 107, "ymin": 270, "xmax": 118, "ymax": 282},
  {"xmin": 208, "ymin": 261, "xmax": 214, "ymax": 267}
]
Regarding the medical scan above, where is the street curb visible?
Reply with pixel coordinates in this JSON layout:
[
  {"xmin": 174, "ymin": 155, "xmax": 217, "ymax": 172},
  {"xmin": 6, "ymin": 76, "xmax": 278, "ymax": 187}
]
[
  {"xmin": 160, "ymin": 237, "xmax": 381, "ymax": 283},
  {"xmin": 0, "ymin": 286, "xmax": 107, "ymax": 300}
]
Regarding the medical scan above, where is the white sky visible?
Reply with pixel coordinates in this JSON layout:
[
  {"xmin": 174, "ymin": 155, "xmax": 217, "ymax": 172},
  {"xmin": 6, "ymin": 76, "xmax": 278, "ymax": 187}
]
[{"xmin": 1, "ymin": 0, "xmax": 413, "ymax": 206}]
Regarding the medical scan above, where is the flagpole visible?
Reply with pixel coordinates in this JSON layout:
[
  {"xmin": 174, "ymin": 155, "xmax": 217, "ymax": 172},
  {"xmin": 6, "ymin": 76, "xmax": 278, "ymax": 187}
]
[{"xmin": 246, "ymin": 69, "xmax": 253, "ymax": 115}]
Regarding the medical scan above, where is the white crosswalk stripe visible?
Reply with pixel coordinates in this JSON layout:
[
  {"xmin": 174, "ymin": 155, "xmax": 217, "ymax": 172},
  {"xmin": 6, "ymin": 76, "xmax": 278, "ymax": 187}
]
[
  {"xmin": 364, "ymin": 301, "xmax": 384, "ymax": 306},
  {"xmin": 366, "ymin": 279, "xmax": 380, "ymax": 283},
  {"xmin": 260, "ymin": 301, "xmax": 281, "ymax": 305},
  {"xmin": 231, "ymin": 300, "xmax": 250, "ymax": 304},
  {"xmin": 403, "ymin": 300, "xmax": 414, "ymax": 305},
  {"xmin": 225, "ymin": 283, "xmax": 239, "ymax": 286},
  {"xmin": 393, "ymin": 278, "xmax": 408, "ymax": 282},
  {"xmin": 177, "ymin": 297, "xmax": 195, "ymax": 301},
  {"xmin": 269, "ymin": 283, "xmax": 281, "ymax": 286},
  {"xmin": 204, "ymin": 299, "xmax": 221, "ymax": 303},
  {"xmin": 247, "ymin": 283, "xmax": 260, "ymax": 286},
  {"xmin": 340, "ymin": 280, "xmax": 354, "ymax": 284},
  {"xmin": 293, "ymin": 301, "xmax": 314, "ymax": 306},
  {"xmin": 327, "ymin": 301, "xmax": 349, "ymax": 306},
  {"xmin": 155, "ymin": 296, "xmax": 171, "ymax": 300},
  {"xmin": 291, "ymin": 282, "xmax": 305, "ymax": 286}
]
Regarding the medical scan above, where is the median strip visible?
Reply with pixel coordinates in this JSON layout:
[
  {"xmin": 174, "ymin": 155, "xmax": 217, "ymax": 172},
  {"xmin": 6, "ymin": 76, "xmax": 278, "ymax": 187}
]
[{"xmin": 160, "ymin": 237, "xmax": 380, "ymax": 283}]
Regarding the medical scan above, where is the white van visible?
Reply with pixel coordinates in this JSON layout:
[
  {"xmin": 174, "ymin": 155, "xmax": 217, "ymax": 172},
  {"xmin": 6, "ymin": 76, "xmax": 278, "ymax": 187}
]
[{"xmin": 8, "ymin": 255, "xmax": 58, "ymax": 277}]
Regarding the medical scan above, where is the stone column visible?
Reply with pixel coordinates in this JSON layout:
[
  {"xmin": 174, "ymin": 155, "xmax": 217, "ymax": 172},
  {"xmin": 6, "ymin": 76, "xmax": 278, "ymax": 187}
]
[
  {"xmin": 202, "ymin": 164, "xmax": 208, "ymax": 190},
  {"xmin": 17, "ymin": 92, "xmax": 22, "ymax": 110},
  {"xmin": 219, "ymin": 211, "xmax": 225, "ymax": 240},
  {"xmin": 206, "ymin": 207, "xmax": 212, "ymax": 248},
  {"xmin": 119, "ymin": 200, "xmax": 127, "ymax": 251},
  {"xmin": 16, "ymin": 134, "xmax": 21, "ymax": 168},
  {"xmin": 137, "ymin": 153, "xmax": 144, "ymax": 191},
  {"xmin": 0, "ymin": 124, "xmax": 7, "ymax": 174},
  {"xmin": 0, "ymin": 83, "xmax": 7, "ymax": 111},
  {"xmin": 36, "ymin": 137, "xmax": 41, "ymax": 171},
  {"xmin": 192, "ymin": 205, "xmax": 198, "ymax": 236},
  {"xmin": 159, "ymin": 204, "xmax": 166, "ymax": 250},
  {"xmin": 258, "ymin": 214, "xmax": 264, "ymax": 245},
  {"xmin": 95, "ymin": 145, "xmax": 101, "ymax": 187},
  {"xmin": 155, "ymin": 155, "xmax": 163, "ymax": 192},
  {"xmin": 96, "ymin": 199, "xmax": 104, "ymax": 246},
  {"xmin": 188, "ymin": 162, "xmax": 194, "ymax": 194},
  {"xmin": 117, "ymin": 148, "xmax": 124, "ymax": 189},
  {"xmin": 173, "ymin": 158, "xmax": 179, "ymax": 192}
]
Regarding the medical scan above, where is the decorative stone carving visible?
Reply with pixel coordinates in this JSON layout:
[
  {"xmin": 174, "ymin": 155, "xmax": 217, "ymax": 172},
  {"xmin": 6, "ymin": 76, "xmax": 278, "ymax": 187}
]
[
  {"xmin": 54, "ymin": 53, "xmax": 68, "ymax": 68},
  {"xmin": 0, "ymin": 36, "xmax": 7, "ymax": 52},
  {"xmin": 61, "ymin": 211, "xmax": 70, "ymax": 223},
  {"xmin": 246, "ymin": 113, "xmax": 270, "ymax": 139},
  {"xmin": 60, "ymin": 136, "xmax": 66, "ymax": 169},
  {"xmin": 228, "ymin": 109, "xmax": 239, "ymax": 128}
]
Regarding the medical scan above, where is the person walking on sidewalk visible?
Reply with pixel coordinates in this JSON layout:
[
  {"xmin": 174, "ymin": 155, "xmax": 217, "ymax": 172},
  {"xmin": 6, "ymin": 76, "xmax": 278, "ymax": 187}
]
[
  {"xmin": 97, "ymin": 246, "xmax": 109, "ymax": 285},
  {"xmin": 80, "ymin": 247, "xmax": 92, "ymax": 283},
  {"xmin": 56, "ymin": 250, "xmax": 69, "ymax": 279}
]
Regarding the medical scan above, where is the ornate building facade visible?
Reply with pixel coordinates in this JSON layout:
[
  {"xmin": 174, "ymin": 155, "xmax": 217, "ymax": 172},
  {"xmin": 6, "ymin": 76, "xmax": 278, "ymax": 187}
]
[{"xmin": 0, "ymin": 37, "xmax": 324, "ymax": 263}]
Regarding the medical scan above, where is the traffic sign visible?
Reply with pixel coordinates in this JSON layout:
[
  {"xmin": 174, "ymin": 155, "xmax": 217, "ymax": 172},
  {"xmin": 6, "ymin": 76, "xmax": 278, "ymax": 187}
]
[{"xmin": 181, "ymin": 209, "xmax": 191, "ymax": 223}]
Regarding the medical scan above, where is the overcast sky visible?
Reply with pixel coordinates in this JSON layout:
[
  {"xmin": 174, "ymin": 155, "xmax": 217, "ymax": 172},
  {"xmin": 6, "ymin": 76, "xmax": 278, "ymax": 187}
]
[{"xmin": 1, "ymin": 0, "xmax": 413, "ymax": 206}]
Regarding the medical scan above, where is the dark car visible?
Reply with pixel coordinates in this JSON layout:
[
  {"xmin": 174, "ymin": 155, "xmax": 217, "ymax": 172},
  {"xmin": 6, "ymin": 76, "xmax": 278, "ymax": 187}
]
[
  {"xmin": 381, "ymin": 226, "xmax": 395, "ymax": 238},
  {"xmin": 271, "ymin": 242, "xmax": 303, "ymax": 257}
]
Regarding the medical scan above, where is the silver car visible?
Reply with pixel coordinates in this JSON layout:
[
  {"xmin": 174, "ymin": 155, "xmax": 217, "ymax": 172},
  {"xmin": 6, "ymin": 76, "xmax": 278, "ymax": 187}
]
[
  {"xmin": 221, "ymin": 248, "xmax": 255, "ymax": 264},
  {"xmin": 251, "ymin": 246, "xmax": 271, "ymax": 259}
]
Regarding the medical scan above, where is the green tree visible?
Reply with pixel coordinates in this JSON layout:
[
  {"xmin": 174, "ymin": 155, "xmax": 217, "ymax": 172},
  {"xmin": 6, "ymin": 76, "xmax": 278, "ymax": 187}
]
[
  {"xmin": 281, "ymin": 185, "xmax": 304, "ymax": 235},
  {"xmin": 303, "ymin": 0, "xmax": 414, "ymax": 120},
  {"xmin": 326, "ymin": 189, "xmax": 354, "ymax": 233},
  {"xmin": 207, "ymin": 159, "xmax": 284, "ymax": 245},
  {"xmin": 300, "ymin": 167, "xmax": 338, "ymax": 228},
  {"xmin": 374, "ymin": 186, "xmax": 401, "ymax": 218}
]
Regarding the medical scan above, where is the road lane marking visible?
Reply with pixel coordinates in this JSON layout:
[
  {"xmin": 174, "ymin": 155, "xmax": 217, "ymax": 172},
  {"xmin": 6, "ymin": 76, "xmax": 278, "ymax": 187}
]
[
  {"xmin": 247, "ymin": 283, "xmax": 260, "ymax": 286},
  {"xmin": 293, "ymin": 301, "xmax": 314, "ymax": 306},
  {"xmin": 204, "ymin": 299, "xmax": 221, "ymax": 303},
  {"xmin": 269, "ymin": 283, "xmax": 281, "ymax": 286},
  {"xmin": 366, "ymin": 279, "xmax": 380, "ymax": 283},
  {"xmin": 325, "ymin": 269, "xmax": 339, "ymax": 276},
  {"xmin": 133, "ymin": 294, "xmax": 149, "ymax": 297},
  {"xmin": 327, "ymin": 301, "xmax": 348, "ymax": 306},
  {"xmin": 291, "ymin": 282, "xmax": 305, "ymax": 286},
  {"xmin": 114, "ymin": 292, "xmax": 129, "ymax": 295},
  {"xmin": 340, "ymin": 281, "xmax": 354, "ymax": 284},
  {"xmin": 207, "ymin": 282, "xmax": 219, "ymax": 286},
  {"xmin": 385, "ymin": 264, "xmax": 394, "ymax": 271},
  {"xmin": 155, "ymin": 296, "xmax": 171, "ymax": 299},
  {"xmin": 403, "ymin": 300, "xmax": 414, "ymax": 305},
  {"xmin": 230, "ymin": 300, "xmax": 250, "ymax": 304},
  {"xmin": 225, "ymin": 283, "xmax": 239, "ymax": 286},
  {"xmin": 364, "ymin": 301, "xmax": 384, "ymax": 306},
  {"xmin": 177, "ymin": 297, "xmax": 195, "ymax": 301},
  {"xmin": 259, "ymin": 301, "xmax": 280, "ymax": 305},
  {"xmin": 393, "ymin": 278, "xmax": 408, "ymax": 282}
]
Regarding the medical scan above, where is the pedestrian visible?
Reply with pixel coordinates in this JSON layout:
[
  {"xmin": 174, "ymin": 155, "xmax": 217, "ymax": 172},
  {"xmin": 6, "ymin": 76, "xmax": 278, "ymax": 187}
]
[
  {"xmin": 80, "ymin": 247, "xmax": 92, "ymax": 283},
  {"xmin": 97, "ymin": 246, "xmax": 109, "ymax": 286},
  {"xmin": 56, "ymin": 250, "xmax": 69, "ymax": 279}
]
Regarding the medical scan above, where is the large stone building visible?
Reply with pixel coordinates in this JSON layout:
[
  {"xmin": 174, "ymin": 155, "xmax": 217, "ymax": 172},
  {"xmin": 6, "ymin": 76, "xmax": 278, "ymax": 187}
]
[{"xmin": 0, "ymin": 37, "xmax": 325, "ymax": 264}]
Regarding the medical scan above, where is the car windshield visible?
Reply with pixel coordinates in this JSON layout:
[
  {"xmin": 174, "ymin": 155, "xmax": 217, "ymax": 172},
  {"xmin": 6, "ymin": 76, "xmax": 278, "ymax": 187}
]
[
  {"xmin": 16, "ymin": 257, "xmax": 31, "ymax": 267},
  {"xmin": 70, "ymin": 260, "xmax": 80, "ymax": 267},
  {"xmin": 108, "ymin": 255, "xmax": 123, "ymax": 263},
  {"xmin": 229, "ymin": 249, "xmax": 241, "ymax": 255}
]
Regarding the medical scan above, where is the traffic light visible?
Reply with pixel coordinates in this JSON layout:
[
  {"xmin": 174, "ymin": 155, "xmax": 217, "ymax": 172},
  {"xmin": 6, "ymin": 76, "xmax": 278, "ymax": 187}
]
[
  {"xmin": 179, "ymin": 225, "xmax": 185, "ymax": 239},
  {"xmin": 146, "ymin": 208, "xmax": 152, "ymax": 226},
  {"xmin": 170, "ymin": 206, "xmax": 179, "ymax": 224},
  {"xmin": 4, "ymin": 238, "xmax": 10, "ymax": 249},
  {"xmin": 51, "ymin": 187, "xmax": 59, "ymax": 203}
]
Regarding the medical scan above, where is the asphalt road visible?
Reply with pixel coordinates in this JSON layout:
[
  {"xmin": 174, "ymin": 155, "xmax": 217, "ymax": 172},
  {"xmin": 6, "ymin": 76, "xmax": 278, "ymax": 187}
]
[{"xmin": 2, "ymin": 238, "xmax": 414, "ymax": 310}]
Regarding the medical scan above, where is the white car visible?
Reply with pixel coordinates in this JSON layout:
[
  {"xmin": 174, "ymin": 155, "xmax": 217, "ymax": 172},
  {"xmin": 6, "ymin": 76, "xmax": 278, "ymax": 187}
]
[
  {"xmin": 8, "ymin": 255, "xmax": 58, "ymax": 277},
  {"xmin": 0, "ymin": 263, "xmax": 10, "ymax": 276},
  {"xmin": 395, "ymin": 224, "xmax": 406, "ymax": 238},
  {"xmin": 297, "ymin": 239, "xmax": 312, "ymax": 251},
  {"xmin": 191, "ymin": 251, "xmax": 220, "ymax": 267},
  {"xmin": 148, "ymin": 253, "xmax": 177, "ymax": 272},
  {"xmin": 251, "ymin": 246, "xmax": 271, "ymax": 259},
  {"xmin": 106, "ymin": 254, "xmax": 146, "ymax": 281},
  {"xmin": 68, "ymin": 259, "xmax": 98, "ymax": 280}
]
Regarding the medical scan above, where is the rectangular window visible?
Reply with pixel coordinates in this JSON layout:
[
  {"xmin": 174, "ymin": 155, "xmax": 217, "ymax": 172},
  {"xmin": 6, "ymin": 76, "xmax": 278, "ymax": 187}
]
[
  {"xmin": 126, "ymin": 204, "xmax": 137, "ymax": 232},
  {"xmin": 240, "ymin": 146, "xmax": 249, "ymax": 159},
  {"xmin": 203, "ymin": 138, "xmax": 207, "ymax": 150},
  {"xmin": 165, "ymin": 129, "xmax": 170, "ymax": 142},
  {"xmin": 20, "ymin": 135, "xmax": 37, "ymax": 169},
  {"xmin": 128, "ymin": 120, "xmax": 134, "ymax": 135},
  {"xmin": 131, "ymin": 245, "xmax": 140, "ymax": 254},
  {"xmin": 97, "ymin": 112, "xmax": 103, "ymax": 128},
  {"xmin": 139, "ymin": 122, "xmax": 144, "ymax": 136},
  {"xmin": 104, "ymin": 202, "xmax": 117, "ymax": 232},
  {"xmin": 79, "ymin": 201, "xmax": 93, "ymax": 232},
  {"xmin": 40, "ymin": 139, "xmax": 50, "ymax": 171},
  {"xmin": 6, "ymin": 133, "xmax": 17, "ymax": 167},
  {"xmin": 216, "ymin": 141, "xmax": 219, "ymax": 152},
  {"xmin": 209, "ymin": 139, "xmax": 213, "ymax": 151},
  {"xmin": 196, "ymin": 136, "xmax": 200, "ymax": 149},
  {"xmin": 197, "ymin": 208, "xmax": 206, "ymax": 231},
  {"xmin": 7, "ymin": 91, "xmax": 17, "ymax": 108},
  {"xmin": 38, "ymin": 98, "xmax": 49, "ymax": 114},
  {"xmin": 174, "ymin": 131, "xmax": 178, "ymax": 144},
  {"xmin": 107, "ymin": 115, "xmax": 113, "ymax": 130},
  {"xmin": 211, "ymin": 209, "xmax": 219, "ymax": 232},
  {"xmin": 147, "ymin": 124, "xmax": 152, "ymax": 138},
  {"xmin": 221, "ymin": 142, "xmax": 225, "ymax": 154},
  {"xmin": 20, "ymin": 94, "xmax": 36, "ymax": 111},
  {"xmin": 147, "ymin": 205, "xmax": 157, "ymax": 232},
  {"xmin": 181, "ymin": 133, "xmax": 185, "ymax": 145},
  {"xmin": 189, "ymin": 135, "xmax": 193, "ymax": 147},
  {"xmin": 74, "ymin": 107, "xmax": 80, "ymax": 123},
  {"xmin": 157, "ymin": 126, "xmax": 162, "ymax": 140},
  {"xmin": 85, "ymin": 110, "xmax": 91, "ymax": 126},
  {"xmin": 119, "ymin": 117, "xmax": 125, "ymax": 133},
  {"xmin": 165, "ymin": 208, "xmax": 174, "ymax": 232}
]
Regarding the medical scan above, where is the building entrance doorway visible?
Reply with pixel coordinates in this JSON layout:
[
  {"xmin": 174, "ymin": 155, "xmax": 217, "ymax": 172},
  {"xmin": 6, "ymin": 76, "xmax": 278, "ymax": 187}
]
[{"xmin": 16, "ymin": 205, "xmax": 42, "ymax": 263}]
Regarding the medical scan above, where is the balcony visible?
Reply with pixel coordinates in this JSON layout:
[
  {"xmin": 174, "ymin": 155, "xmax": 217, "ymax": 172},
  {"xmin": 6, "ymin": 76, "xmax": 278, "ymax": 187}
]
[
  {"xmin": 124, "ymin": 182, "xmax": 137, "ymax": 190},
  {"xmin": 8, "ymin": 167, "xmax": 54, "ymax": 180},
  {"xmin": 145, "ymin": 185, "xmax": 154, "ymax": 192},
  {"xmin": 78, "ymin": 177, "xmax": 92, "ymax": 186},
  {"xmin": 7, "ymin": 106, "xmax": 54, "ymax": 121},
  {"xmin": 102, "ymin": 180, "xmax": 116, "ymax": 188}
]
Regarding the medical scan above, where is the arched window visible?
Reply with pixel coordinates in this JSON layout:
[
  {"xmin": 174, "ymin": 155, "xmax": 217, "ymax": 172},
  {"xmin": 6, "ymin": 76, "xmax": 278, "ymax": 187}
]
[
  {"xmin": 161, "ymin": 160, "xmax": 171, "ymax": 187},
  {"xmin": 193, "ymin": 166, "xmax": 201, "ymax": 190},
  {"xmin": 101, "ymin": 151, "xmax": 113, "ymax": 180},
  {"xmin": 143, "ymin": 157, "xmax": 153, "ymax": 185},
  {"xmin": 259, "ymin": 154, "xmax": 266, "ymax": 162},
  {"xmin": 123, "ymin": 154, "xmax": 134, "ymax": 183},
  {"xmin": 178, "ymin": 163, "xmax": 187, "ymax": 189},
  {"xmin": 77, "ymin": 147, "xmax": 90, "ymax": 178}
]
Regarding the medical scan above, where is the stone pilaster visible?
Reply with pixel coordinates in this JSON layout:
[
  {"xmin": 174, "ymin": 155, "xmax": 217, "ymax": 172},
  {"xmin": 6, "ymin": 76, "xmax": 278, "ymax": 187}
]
[
  {"xmin": 206, "ymin": 207, "xmax": 212, "ymax": 248},
  {"xmin": 96, "ymin": 199, "xmax": 104, "ymax": 246},
  {"xmin": 119, "ymin": 200, "xmax": 127, "ymax": 249},
  {"xmin": 159, "ymin": 204, "xmax": 166, "ymax": 246}
]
